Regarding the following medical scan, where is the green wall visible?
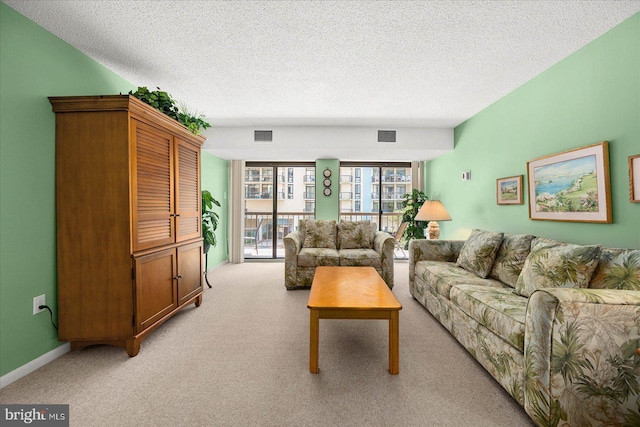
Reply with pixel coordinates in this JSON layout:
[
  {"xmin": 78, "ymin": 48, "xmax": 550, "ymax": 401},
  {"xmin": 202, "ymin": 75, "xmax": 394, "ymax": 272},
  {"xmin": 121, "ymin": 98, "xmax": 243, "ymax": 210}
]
[
  {"xmin": 201, "ymin": 152, "xmax": 229, "ymax": 269},
  {"xmin": 0, "ymin": 4, "xmax": 231, "ymax": 378},
  {"xmin": 314, "ymin": 159, "xmax": 340, "ymax": 220},
  {"xmin": 0, "ymin": 3, "xmax": 136, "ymax": 376},
  {"xmin": 426, "ymin": 13, "xmax": 640, "ymax": 249}
]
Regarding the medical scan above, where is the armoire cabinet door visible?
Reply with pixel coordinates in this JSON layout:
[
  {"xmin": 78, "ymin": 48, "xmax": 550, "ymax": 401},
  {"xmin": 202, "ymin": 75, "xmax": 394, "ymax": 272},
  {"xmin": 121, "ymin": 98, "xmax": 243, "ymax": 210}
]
[
  {"xmin": 177, "ymin": 241, "xmax": 203, "ymax": 305},
  {"xmin": 175, "ymin": 138, "xmax": 201, "ymax": 242},
  {"xmin": 131, "ymin": 119, "xmax": 175, "ymax": 252},
  {"xmin": 135, "ymin": 248, "xmax": 178, "ymax": 332}
]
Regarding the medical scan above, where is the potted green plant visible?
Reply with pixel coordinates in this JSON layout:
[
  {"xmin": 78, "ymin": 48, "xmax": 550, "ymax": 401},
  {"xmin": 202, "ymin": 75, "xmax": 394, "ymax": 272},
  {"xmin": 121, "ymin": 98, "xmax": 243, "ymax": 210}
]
[
  {"xmin": 129, "ymin": 87, "xmax": 211, "ymax": 135},
  {"xmin": 400, "ymin": 189, "xmax": 429, "ymax": 245},
  {"xmin": 202, "ymin": 190, "xmax": 220, "ymax": 255}
]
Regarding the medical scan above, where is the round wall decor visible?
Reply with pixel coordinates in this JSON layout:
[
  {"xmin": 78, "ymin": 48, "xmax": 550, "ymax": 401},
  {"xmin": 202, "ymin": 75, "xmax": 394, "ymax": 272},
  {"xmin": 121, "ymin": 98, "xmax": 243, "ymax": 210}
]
[{"xmin": 322, "ymin": 168, "xmax": 332, "ymax": 196}]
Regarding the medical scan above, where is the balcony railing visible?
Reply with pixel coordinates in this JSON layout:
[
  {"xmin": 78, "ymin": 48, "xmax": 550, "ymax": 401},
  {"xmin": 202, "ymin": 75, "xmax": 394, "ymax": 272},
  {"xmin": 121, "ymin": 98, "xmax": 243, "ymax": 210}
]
[
  {"xmin": 245, "ymin": 192, "xmax": 273, "ymax": 199},
  {"xmin": 369, "ymin": 192, "xmax": 405, "ymax": 200},
  {"xmin": 382, "ymin": 192, "xmax": 406, "ymax": 200},
  {"xmin": 339, "ymin": 192, "xmax": 353, "ymax": 199},
  {"xmin": 303, "ymin": 191, "xmax": 315, "ymax": 199},
  {"xmin": 338, "ymin": 212, "xmax": 403, "ymax": 233},
  {"xmin": 243, "ymin": 211, "xmax": 405, "ymax": 258},
  {"xmin": 303, "ymin": 175, "xmax": 315, "ymax": 183},
  {"xmin": 372, "ymin": 175, "xmax": 412, "ymax": 183},
  {"xmin": 340, "ymin": 175, "xmax": 353, "ymax": 183},
  {"xmin": 244, "ymin": 211, "xmax": 315, "ymax": 258}
]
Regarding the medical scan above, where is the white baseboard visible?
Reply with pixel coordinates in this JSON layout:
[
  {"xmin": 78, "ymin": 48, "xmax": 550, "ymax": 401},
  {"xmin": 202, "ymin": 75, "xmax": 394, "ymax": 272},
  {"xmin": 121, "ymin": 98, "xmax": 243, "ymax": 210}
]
[{"xmin": 0, "ymin": 343, "xmax": 70, "ymax": 389}]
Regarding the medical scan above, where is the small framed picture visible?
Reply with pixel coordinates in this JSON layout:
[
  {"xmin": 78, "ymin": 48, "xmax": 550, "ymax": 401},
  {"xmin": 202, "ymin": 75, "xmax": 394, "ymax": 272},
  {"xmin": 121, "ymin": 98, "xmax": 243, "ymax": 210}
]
[
  {"xmin": 496, "ymin": 175, "xmax": 523, "ymax": 205},
  {"xmin": 630, "ymin": 154, "xmax": 640, "ymax": 202}
]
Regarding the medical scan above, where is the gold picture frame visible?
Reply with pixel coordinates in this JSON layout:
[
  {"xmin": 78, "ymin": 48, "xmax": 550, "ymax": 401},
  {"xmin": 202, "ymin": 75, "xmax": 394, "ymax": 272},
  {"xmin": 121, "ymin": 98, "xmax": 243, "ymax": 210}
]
[
  {"xmin": 630, "ymin": 154, "xmax": 640, "ymax": 202},
  {"xmin": 496, "ymin": 175, "xmax": 523, "ymax": 205},
  {"xmin": 527, "ymin": 141, "xmax": 611, "ymax": 223}
]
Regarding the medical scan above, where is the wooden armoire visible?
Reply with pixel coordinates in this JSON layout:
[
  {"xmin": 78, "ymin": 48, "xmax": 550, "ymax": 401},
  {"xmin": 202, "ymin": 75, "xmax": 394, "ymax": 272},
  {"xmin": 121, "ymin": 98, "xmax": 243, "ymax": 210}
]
[{"xmin": 50, "ymin": 95, "xmax": 205, "ymax": 356}]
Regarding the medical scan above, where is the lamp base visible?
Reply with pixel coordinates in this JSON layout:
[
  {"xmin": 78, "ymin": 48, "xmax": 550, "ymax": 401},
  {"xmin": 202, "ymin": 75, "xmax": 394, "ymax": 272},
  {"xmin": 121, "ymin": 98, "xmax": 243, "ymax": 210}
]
[{"xmin": 427, "ymin": 221, "xmax": 440, "ymax": 240}]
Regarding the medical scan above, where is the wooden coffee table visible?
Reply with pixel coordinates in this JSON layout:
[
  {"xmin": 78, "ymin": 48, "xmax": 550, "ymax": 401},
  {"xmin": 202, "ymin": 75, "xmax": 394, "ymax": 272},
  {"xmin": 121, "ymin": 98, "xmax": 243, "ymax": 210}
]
[{"xmin": 307, "ymin": 266, "xmax": 402, "ymax": 374}]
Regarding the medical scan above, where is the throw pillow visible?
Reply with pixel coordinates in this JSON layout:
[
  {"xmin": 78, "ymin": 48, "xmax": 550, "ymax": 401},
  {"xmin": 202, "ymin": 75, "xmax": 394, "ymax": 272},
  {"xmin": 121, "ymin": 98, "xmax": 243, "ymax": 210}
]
[
  {"xmin": 514, "ymin": 238, "xmax": 602, "ymax": 297},
  {"xmin": 589, "ymin": 248, "xmax": 640, "ymax": 290},
  {"xmin": 489, "ymin": 233, "xmax": 535, "ymax": 288},
  {"xmin": 337, "ymin": 220, "xmax": 375, "ymax": 249},
  {"xmin": 302, "ymin": 220, "xmax": 337, "ymax": 249},
  {"xmin": 456, "ymin": 229, "xmax": 505, "ymax": 278},
  {"xmin": 297, "ymin": 219, "xmax": 306, "ymax": 244}
]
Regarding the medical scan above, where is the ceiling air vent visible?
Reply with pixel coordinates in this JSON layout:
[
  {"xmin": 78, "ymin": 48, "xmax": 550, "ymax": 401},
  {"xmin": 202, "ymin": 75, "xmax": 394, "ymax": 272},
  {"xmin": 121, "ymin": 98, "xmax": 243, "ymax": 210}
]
[
  {"xmin": 378, "ymin": 130, "xmax": 396, "ymax": 143},
  {"xmin": 254, "ymin": 130, "xmax": 273, "ymax": 142}
]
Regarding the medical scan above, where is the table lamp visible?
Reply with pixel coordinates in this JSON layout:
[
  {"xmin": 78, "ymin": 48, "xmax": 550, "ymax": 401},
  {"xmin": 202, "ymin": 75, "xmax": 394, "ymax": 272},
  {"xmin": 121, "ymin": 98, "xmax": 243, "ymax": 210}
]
[{"xmin": 414, "ymin": 200, "xmax": 451, "ymax": 240}]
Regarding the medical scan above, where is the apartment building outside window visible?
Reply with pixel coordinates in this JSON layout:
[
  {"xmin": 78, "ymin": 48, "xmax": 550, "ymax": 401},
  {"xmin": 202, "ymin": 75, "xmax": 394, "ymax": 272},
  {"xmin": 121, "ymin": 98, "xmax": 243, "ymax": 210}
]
[
  {"xmin": 244, "ymin": 162, "xmax": 314, "ymax": 259},
  {"xmin": 304, "ymin": 185, "xmax": 315, "ymax": 199},
  {"xmin": 339, "ymin": 162, "xmax": 411, "ymax": 235}
]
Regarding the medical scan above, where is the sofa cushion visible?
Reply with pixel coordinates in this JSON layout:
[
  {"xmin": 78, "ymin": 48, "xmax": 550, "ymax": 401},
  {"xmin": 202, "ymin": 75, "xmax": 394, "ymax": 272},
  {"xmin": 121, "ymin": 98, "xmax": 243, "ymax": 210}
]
[
  {"xmin": 338, "ymin": 248, "xmax": 381, "ymax": 268},
  {"xmin": 589, "ymin": 248, "xmax": 640, "ymax": 290},
  {"xmin": 450, "ymin": 285, "xmax": 527, "ymax": 352},
  {"xmin": 337, "ymin": 220, "xmax": 375, "ymax": 249},
  {"xmin": 514, "ymin": 238, "xmax": 601, "ymax": 297},
  {"xmin": 456, "ymin": 229, "xmax": 504, "ymax": 278},
  {"xmin": 415, "ymin": 261, "xmax": 509, "ymax": 300},
  {"xmin": 489, "ymin": 233, "xmax": 535, "ymax": 288},
  {"xmin": 298, "ymin": 248, "xmax": 339, "ymax": 267},
  {"xmin": 302, "ymin": 220, "xmax": 337, "ymax": 249}
]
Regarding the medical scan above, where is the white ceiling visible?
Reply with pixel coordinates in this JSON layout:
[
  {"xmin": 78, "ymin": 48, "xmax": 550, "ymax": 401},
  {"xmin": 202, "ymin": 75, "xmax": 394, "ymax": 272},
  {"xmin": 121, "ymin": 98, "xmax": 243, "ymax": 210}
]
[{"xmin": 6, "ymin": 0, "xmax": 640, "ymax": 160}]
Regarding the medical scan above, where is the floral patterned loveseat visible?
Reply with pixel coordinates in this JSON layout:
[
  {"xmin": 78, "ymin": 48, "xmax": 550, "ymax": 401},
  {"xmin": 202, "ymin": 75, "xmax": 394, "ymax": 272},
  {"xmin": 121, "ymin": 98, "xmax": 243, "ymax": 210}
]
[
  {"xmin": 409, "ymin": 229, "xmax": 640, "ymax": 427},
  {"xmin": 284, "ymin": 219, "xmax": 394, "ymax": 289}
]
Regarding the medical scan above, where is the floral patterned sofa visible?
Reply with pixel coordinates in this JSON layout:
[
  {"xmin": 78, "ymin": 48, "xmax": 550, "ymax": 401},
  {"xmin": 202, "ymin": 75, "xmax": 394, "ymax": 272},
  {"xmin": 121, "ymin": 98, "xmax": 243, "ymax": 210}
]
[
  {"xmin": 284, "ymin": 219, "xmax": 394, "ymax": 289},
  {"xmin": 409, "ymin": 229, "xmax": 640, "ymax": 427}
]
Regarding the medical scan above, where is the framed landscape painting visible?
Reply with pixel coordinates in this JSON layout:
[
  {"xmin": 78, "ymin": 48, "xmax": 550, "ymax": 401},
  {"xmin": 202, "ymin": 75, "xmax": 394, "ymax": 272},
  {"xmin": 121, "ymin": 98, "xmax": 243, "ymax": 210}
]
[
  {"xmin": 527, "ymin": 141, "xmax": 611, "ymax": 223},
  {"xmin": 496, "ymin": 175, "xmax": 523, "ymax": 205}
]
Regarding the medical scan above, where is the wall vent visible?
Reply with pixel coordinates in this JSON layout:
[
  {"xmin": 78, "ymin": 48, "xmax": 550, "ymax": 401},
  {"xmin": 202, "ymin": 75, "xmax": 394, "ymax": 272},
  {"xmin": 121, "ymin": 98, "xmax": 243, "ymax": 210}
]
[
  {"xmin": 254, "ymin": 130, "xmax": 273, "ymax": 142},
  {"xmin": 377, "ymin": 130, "xmax": 396, "ymax": 143}
]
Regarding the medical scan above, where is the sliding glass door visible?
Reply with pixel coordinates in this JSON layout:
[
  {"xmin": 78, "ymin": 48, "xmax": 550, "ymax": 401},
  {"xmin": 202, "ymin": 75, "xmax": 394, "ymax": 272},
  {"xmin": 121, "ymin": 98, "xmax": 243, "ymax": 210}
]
[
  {"xmin": 339, "ymin": 162, "xmax": 411, "ymax": 258},
  {"xmin": 244, "ymin": 162, "xmax": 315, "ymax": 259}
]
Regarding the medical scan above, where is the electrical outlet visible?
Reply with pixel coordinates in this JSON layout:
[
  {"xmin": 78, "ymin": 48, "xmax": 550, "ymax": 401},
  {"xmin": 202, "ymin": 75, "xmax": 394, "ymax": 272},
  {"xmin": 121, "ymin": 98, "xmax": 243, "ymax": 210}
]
[{"xmin": 33, "ymin": 294, "xmax": 45, "ymax": 315}]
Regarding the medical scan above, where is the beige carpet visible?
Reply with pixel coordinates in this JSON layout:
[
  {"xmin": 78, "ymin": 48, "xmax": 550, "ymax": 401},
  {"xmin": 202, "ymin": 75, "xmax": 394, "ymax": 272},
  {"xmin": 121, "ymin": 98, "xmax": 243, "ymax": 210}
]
[{"xmin": 0, "ymin": 262, "xmax": 534, "ymax": 427}]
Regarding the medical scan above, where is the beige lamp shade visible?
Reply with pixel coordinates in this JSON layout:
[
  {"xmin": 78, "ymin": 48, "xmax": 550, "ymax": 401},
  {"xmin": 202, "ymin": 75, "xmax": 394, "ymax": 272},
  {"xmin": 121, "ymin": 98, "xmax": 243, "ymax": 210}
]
[{"xmin": 414, "ymin": 200, "xmax": 451, "ymax": 239}]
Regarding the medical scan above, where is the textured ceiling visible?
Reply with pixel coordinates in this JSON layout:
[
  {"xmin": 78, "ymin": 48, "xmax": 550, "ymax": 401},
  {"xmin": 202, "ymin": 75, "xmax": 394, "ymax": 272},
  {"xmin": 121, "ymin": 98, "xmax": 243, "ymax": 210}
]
[{"xmin": 5, "ymin": 0, "xmax": 640, "ymax": 160}]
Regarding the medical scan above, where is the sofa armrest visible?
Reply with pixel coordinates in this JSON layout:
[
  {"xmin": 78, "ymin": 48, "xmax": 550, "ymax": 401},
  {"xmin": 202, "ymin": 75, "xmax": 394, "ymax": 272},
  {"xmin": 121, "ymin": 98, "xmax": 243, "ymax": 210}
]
[
  {"xmin": 524, "ymin": 288, "xmax": 640, "ymax": 427},
  {"xmin": 283, "ymin": 231, "xmax": 303, "ymax": 289},
  {"xmin": 373, "ymin": 231, "xmax": 395, "ymax": 288},
  {"xmin": 408, "ymin": 239, "xmax": 465, "ymax": 287},
  {"xmin": 373, "ymin": 231, "xmax": 394, "ymax": 255},
  {"xmin": 284, "ymin": 230, "xmax": 302, "ymax": 254}
]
